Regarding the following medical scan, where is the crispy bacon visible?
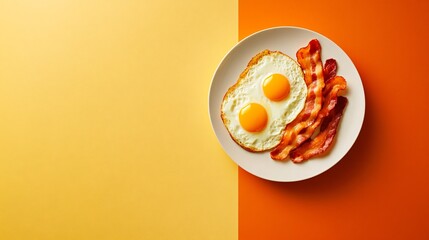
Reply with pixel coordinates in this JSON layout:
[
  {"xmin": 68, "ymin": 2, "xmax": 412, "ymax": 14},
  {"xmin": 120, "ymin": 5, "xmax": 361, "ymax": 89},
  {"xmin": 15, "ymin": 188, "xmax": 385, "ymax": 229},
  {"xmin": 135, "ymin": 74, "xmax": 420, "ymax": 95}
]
[
  {"xmin": 287, "ymin": 76, "xmax": 347, "ymax": 160},
  {"xmin": 321, "ymin": 76, "xmax": 347, "ymax": 114},
  {"xmin": 323, "ymin": 58, "xmax": 337, "ymax": 81},
  {"xmin": 270, "ymin": 39, "xmax": 325, "ymax": 161},
  {"xmin": 290, "ymin": 96, "xmax": 348, "ymax": 162},
  {"xmin": 290, "ymin": 65, "xmax": 342, "ymax": 146}
]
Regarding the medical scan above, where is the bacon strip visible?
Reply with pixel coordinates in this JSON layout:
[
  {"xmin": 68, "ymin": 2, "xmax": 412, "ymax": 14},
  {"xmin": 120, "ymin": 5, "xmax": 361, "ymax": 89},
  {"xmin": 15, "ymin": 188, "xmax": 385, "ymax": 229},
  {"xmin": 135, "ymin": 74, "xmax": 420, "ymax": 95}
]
[
  {"xmin": 288, "ymin": 76, "xmax": 347, "ymax": 159},
  {"xmin": 289, "ymin": 65, "xmax": 346, "ymax": 149},
  {"xmin": 290, "ymin": 96, "xmax": 348, "ymax": 162},
  {"xmin": 288, "ymin": 62, "xmax": 342, "ymax": 148},
  {"xmin": 270, "ymin": 39, "xmax": 325, "ymax": 160},
  {"xmin": 321, "ymin": 76, "xmax": 347, "ymax": 115},
  {"xmin": 323, "ymin": 58, "xmax": 337, "ymax": 81}
]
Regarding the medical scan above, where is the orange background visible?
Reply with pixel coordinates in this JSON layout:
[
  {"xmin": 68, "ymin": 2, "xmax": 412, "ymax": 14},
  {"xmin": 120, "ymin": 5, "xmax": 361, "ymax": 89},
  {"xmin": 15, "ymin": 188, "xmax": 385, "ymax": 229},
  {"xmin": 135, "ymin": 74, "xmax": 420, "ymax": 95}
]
[{"xmin": 239, "ymin": 0, "xmax": 429, "ymax": 239}]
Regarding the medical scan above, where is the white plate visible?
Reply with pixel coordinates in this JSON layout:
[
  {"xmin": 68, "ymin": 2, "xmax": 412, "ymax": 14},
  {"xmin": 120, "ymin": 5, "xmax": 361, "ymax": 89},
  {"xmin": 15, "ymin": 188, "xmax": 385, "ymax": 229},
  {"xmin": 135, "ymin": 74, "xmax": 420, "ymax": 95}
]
[{"xmin": 208, "ymin": 26, "xmax": 365, "ymax": 182}]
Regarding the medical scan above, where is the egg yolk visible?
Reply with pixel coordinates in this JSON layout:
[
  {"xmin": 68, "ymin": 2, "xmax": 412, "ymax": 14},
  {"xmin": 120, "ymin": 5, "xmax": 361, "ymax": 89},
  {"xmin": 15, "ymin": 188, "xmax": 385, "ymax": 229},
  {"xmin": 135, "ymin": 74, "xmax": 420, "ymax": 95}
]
[
  {"xmin": 239, "ymin": 103, "xmax": 268, "ymax": 132},
  {"xmin": 262, "ymin": 73, "xmax": 290, "ymax": 101}
]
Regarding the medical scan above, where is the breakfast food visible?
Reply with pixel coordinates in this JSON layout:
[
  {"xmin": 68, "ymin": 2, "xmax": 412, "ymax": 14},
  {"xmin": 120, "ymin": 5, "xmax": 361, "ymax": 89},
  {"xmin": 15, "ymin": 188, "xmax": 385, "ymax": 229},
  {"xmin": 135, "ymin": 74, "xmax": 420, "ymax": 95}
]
[
  {"xmin": 221, "ymin": 50, "xmax": 308, "ymax": 152},
  {"xmin": 271, "ymin": 39, "xmax": 348, "ymax": 162},
  {"xmin": 287, "ymin": 75, "xmax": 348, "ymax": 162},
  {"xmin": 290, "ymin": 96, "xmax": 348, "ymax": 162},
  {"xmin": 270, "ymin": 39, "xmax": 326, "ymax": 160},
  {"xmin": 221, "ymin": 39, "xmax": 348, "ymax": 162}
]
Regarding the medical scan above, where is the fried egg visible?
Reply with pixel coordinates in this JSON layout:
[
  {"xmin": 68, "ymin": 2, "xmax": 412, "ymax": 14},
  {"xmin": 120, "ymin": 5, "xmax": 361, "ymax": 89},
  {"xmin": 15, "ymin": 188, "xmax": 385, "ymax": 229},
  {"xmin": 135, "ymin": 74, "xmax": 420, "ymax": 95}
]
[{"xmin": 221, "ymin": 50, "xmax": 307, "ymax": 152}]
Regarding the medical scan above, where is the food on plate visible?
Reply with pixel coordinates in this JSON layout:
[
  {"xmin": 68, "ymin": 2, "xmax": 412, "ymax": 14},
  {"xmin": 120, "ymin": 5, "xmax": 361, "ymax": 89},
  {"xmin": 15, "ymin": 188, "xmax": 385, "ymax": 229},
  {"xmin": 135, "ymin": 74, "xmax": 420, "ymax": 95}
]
[
  {"xmin": 271, "ymin": 40, "xmax": 348, "ymax": 162},
  {"xmin": 323, "ymin": 58, "xmax": 338, "ymax": 81},
  {"xmin": 220, "ymin": 39, "xmax": 348, "ymax": 162},
  {"xmin": 221, "ymin": 50, "xmax": 308, "ymax": 152},
  {"xmin": 290, "ymin": 96, "xmax": 348, "ymax": 162},
  {"xmin": 287, "ymin": 74, "xmax": 348, "ymax": 162},
  {"xmin": 270, "ymin": 39, "xmax": 326, "ymax": 160}
]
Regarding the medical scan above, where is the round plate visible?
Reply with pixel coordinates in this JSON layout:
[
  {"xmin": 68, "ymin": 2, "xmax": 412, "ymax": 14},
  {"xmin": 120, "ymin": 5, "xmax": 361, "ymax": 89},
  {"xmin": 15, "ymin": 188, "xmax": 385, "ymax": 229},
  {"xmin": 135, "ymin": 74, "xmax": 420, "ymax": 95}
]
[{"xmin": 208, "ymin": 26, "xmax": 365, "ymax": 182}]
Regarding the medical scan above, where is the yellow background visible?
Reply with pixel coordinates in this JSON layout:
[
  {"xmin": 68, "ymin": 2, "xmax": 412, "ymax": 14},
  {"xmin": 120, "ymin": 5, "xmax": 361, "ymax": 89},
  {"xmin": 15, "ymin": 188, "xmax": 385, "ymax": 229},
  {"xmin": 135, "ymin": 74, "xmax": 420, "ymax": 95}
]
[{"xmin": 0, "ymin": 1, "xmax": 237, "ymax": 239}]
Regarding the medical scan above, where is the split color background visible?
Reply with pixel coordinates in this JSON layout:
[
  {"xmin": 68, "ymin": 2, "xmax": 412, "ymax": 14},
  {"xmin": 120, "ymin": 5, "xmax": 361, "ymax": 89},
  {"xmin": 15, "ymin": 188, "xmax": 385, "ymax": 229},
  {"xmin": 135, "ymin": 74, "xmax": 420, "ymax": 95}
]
[{"xmin": 1, "ymin": 0, "xmax": 429, "ymax": 240}]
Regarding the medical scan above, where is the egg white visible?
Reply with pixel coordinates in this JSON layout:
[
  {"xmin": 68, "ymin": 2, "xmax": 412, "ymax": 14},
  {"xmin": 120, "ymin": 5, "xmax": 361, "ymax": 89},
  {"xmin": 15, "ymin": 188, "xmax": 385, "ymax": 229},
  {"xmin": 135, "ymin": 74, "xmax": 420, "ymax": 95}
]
[{"xmin": 221, "ymin": 50, "xmax": 307, "ymax": 152}]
